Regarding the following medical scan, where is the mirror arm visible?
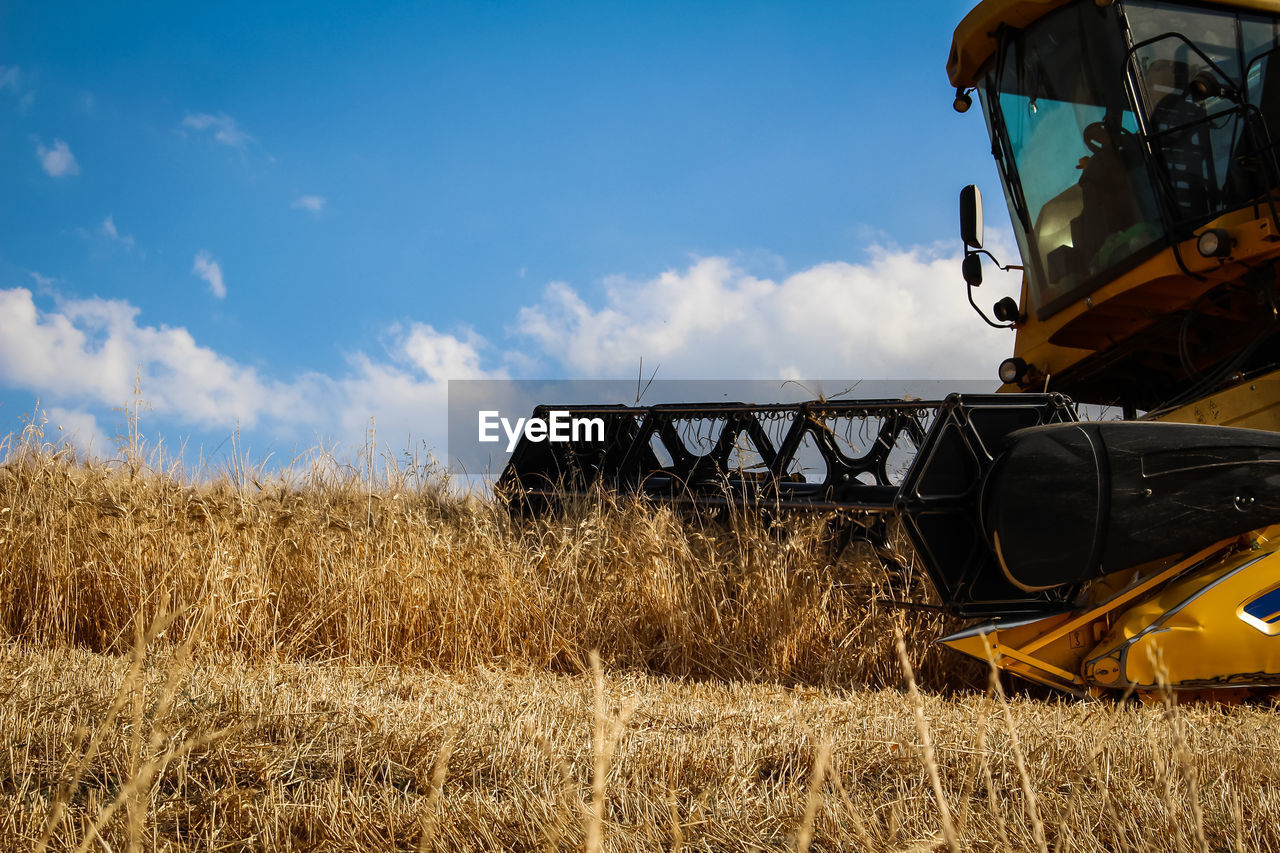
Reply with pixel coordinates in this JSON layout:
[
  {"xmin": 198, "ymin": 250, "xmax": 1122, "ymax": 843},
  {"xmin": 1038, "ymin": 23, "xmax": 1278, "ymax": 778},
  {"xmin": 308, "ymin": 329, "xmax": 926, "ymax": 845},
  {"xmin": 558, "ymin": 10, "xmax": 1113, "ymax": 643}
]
[
  {"xmin": 967, "ymin": 279, "xmax": 1016, "ymax": 329},
  {"xmin": 966, "ymin": 247, "xmax": 1023, "ymax": 272},
  {"xmin": 963, "ymin": 247, "xmax": 1018, "ymax": 329}
]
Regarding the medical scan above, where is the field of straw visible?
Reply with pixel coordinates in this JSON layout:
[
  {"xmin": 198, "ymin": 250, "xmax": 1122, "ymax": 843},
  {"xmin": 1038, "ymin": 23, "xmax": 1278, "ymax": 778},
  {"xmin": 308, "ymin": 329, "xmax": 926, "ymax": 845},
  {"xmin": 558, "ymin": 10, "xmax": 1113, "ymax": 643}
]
[{"xmin": 2, "ymin": 423, "xmax": 1279, "ymax": 851}]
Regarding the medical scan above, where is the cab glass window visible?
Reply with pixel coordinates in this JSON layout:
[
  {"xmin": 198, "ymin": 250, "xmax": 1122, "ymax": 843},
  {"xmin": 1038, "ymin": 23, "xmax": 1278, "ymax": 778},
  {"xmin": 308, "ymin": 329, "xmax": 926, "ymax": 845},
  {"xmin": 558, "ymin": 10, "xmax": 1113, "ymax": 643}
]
[
  {"xmin": 985, "ymin": 2, "xmax": 1164, "ymax": 318},
  {"xmin": 1125, "ymin": 2, "xmax": 1280, "ymax": 226}
]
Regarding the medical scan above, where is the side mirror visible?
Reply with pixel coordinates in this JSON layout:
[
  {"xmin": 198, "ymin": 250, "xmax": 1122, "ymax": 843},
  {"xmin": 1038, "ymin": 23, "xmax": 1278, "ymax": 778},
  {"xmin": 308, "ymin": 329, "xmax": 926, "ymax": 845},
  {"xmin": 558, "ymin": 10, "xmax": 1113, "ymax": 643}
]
[
  {"xmin": 962, "ymin": 252, "xmax": 983, "ymax": 286},
  {"xmin": 960, "ymin": 185, "xmax": 984, "ymax": 249}
]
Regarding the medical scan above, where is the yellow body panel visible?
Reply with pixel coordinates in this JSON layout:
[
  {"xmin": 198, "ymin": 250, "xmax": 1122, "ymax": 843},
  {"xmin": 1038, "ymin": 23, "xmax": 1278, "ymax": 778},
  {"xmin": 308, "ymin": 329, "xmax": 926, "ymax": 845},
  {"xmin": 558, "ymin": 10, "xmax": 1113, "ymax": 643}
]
[
  {"xmin": 1084, "ymin": 541, "xmax": 1280, "ymax": 688},
  {"xmin": 943, "ymin": 537, "xmax": 1280, "ymax": 694},
  {"xmin": 941, "ymin": 611, "xmax": 1094, "ymax": 693},
  {"xmin": 939, "ymin": 541, "xmax": 1242, "ymax": 694},
  {"xmin": 948, "ymin": 0, "xmax": 1069, "ymax": 87},
  {"xmin": 1156, "ymin": 367, "xmax": 1280, "ymax": 430}
]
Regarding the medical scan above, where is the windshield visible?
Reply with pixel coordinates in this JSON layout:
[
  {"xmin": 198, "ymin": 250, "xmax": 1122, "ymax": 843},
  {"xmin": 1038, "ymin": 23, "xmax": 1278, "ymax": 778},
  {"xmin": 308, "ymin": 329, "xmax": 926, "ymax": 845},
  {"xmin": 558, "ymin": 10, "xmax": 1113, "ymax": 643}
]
[
  {"xmin": 1125, "ymin": 0, "xmax": 1280, "ymax": 227},
  {"xmin": 983, "ymin": 1, "xmax": 1166, "ymax": 319}
]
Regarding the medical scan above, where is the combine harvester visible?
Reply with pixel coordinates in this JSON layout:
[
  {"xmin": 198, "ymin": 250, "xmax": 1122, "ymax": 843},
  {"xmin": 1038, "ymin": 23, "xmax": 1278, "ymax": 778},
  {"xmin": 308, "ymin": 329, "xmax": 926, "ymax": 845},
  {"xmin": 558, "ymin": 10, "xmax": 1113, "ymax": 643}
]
[{"xmin": 501, "ymin": 0, "xmax": 1280, "ymax": 699}]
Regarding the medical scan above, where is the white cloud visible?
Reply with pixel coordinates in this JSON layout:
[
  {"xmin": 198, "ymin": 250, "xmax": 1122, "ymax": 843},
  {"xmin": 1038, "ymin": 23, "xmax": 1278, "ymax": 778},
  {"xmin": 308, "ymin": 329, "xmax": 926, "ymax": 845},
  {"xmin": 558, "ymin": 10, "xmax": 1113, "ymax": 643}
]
[
  {"xmin": 2, "ymin": 66, "xmax": 34, "ymax": 110},
  {"xmin": 0, "ymin": 287, "xmax": 498, "ymax": 449},
  {"xmin": 0, "ymin": 288, "xmax": 317, "ymax": 430},
  {"xmin": 28, "ymin": 272, "xmax": 55, "ymax": 294},
  {"xmin": 402, "ymin": 324, "xmax": 494, "ymax": 383},
  {"xmin": 329, "ymin": 324, "xmax": 504, "ymax": 447},
  {"xmin": 292, "ymin": 194, "xmax": 326, "ymax": 214},
  {"xmin": 0, "ymin": 239, "xmax": 1019, "ymax": 457},
  {"xmin": 35, "ymin": 139, "xmax": 78, "ymax": 177},
  {"xmin": 192, "ymin": 251, "xmax": 226, "ymax": 299},
  {"xmin": 332, "ymin": 354, "xmax": 452, "ymax": 452},
  {"xmin": 43, "ymin": 407, "xmax": 112, "ymax": 458},
  {"xmin": 182, "ymin": 112, "xmax": 250, "ymax": 148},
  {"xmin": 514, "ymin": 243, "xmax": 1017, "ymax": 380},
  {"xmin": 101, "ymin": 215, "xmax": 136, "ymax": 251}
]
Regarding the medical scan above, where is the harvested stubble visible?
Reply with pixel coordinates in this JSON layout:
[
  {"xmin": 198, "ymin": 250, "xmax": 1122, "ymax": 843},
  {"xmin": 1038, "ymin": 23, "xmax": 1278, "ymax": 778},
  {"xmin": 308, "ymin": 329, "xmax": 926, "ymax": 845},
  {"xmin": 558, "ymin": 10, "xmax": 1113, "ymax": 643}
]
[
  {"xmin": 1, "ymin": 431, "xmax": 1277, "ymax": 851},
  {"xmin": 2, "ymin": 644, "xmax": 1278, "ymax": 852}
]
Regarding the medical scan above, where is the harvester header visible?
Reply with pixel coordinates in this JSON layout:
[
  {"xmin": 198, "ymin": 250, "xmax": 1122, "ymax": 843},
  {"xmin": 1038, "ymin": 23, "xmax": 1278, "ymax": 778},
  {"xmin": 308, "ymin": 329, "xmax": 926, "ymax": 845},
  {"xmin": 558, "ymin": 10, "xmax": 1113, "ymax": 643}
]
[{"xmin": 500, "ymin": 0, "xmax": 1280, "ymax": 699}]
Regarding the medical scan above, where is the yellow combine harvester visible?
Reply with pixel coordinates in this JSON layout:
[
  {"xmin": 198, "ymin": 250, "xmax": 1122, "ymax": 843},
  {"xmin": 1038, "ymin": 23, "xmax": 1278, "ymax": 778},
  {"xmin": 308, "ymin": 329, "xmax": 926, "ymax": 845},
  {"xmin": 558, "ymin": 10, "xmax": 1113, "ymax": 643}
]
[
  {"xmin": 502, "ymin": 0, "xmax": 1280, "ymax": 699},
  {"xmin": 940, "ymin": 0, "xmax": 1280, "ymax": 697}
]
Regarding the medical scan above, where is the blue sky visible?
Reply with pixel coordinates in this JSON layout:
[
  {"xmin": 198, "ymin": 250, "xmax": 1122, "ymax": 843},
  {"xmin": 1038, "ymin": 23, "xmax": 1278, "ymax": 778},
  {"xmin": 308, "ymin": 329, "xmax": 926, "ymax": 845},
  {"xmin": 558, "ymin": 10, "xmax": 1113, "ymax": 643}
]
[{"xmin": 0, "ymin": 1, "xmax": 1020, "ymax": 466}]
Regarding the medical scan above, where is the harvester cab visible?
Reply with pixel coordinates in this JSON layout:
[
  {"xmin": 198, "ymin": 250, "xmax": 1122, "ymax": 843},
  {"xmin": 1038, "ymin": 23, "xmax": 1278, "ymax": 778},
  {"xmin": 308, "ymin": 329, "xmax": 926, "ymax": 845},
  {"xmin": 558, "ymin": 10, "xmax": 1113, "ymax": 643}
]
[
  {"xmin": 500, "ymin": 0, "xmax": 1280, "ymax": 699},
  {"xmin": 951, "ymin": 0, "xmax": 1280, "ymax": 416}
]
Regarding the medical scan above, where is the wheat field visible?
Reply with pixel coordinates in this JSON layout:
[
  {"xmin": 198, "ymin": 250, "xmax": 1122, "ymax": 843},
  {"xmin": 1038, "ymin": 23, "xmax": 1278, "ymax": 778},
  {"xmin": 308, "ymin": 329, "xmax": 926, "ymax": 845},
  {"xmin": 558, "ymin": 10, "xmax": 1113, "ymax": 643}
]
[{"xmin": 1, "ymin": 423, "xmax": 1278, "ymax": 851}]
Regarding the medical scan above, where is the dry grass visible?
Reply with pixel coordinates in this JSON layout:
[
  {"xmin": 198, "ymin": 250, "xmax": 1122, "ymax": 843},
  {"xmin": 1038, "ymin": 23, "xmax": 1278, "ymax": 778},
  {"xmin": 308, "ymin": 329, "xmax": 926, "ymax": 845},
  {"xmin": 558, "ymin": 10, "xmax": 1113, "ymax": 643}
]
[
  {"xmin": 1, "ymin": 425, "xmax": 1278, "ymax": 851},
  {"xmin": 0, "ymin": 423, "xmax": 956, "ymax": 688}
]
